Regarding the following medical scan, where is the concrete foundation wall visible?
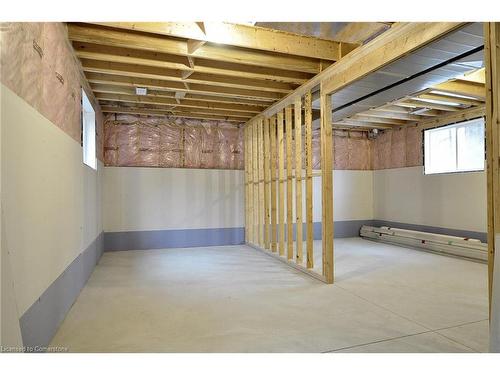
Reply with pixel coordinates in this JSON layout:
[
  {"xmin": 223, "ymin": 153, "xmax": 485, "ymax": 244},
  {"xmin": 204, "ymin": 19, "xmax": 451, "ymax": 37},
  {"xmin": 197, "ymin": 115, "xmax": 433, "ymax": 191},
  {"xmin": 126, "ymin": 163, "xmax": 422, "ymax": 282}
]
[
  {"xmin": 1, "ymin": 85, "xmax": 104, "ymax": 349},
  {"xmin": 102, "ymin": 167, "xmax": 374, "ymax": 249},
  {"xmin": 373, "ymin": 166, "xmax": 487, "ymax": 234},
  {"xmin": 103, "ymin": 167, "xmax": 245, "ymax": 232}
]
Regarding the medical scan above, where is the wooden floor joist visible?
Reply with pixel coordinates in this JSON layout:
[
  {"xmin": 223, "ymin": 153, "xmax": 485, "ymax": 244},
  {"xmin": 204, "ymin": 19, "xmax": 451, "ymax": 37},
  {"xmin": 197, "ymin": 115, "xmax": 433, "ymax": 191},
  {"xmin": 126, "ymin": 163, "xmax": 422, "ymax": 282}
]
[
  {"xmin": 68, "ymin": 23, "xmax": 325, "ymax": 74},
  {"xmin": 100, "ymin": 106, "xmax": 246, "ymax": 122},
  {"xmin": 250, "ymin": 22, "xmax": 464, "ymax": 120},
  {"xmin": 80, "ymin": 59, "xmax": 297, "ymax": 94},
  {"xmin": 91, "ymin": 22, "xmax": 357, "ymax": 61},
  {"xmin": 86, "ymin": 72, "xmax": 283, "ymax": 102},
  {"xmin": 90, "ymin": 83, "xmax": 272, "ymax": 108},
  {"xmin": 69, "ymin": 22, "xmax": 360, "ymax": 128},
  {"xmin": 94, "ymin": 92, "xmax": 263, "ymax": 114},
  {"xmin": 73, "ymin": 41, "xmax": 313, "ymax": 85}
]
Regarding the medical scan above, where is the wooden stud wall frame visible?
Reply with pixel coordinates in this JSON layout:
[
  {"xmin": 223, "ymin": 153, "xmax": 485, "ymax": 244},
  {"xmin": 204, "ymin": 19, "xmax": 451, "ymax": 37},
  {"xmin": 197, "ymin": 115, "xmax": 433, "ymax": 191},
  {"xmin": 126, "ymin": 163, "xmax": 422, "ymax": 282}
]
[
  {"xmin": 485, "ymin": 22, "xmax": 500, "ymax": 314},
  {"xmin": 243, "ymin": 23, "xmax": 499, "ymax": 301},
  {"xmin": 243, "ymin": 89, "xmax": 331, "ymax": 283}
]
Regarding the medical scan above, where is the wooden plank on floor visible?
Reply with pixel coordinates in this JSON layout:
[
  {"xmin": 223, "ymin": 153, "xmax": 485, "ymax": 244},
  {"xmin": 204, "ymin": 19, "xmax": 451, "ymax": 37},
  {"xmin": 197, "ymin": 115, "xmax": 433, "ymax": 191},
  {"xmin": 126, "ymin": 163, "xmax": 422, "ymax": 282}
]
[
  {"xmin": 320, "ymin": 88, "xmax": 334, "ymax": 284},
  {"xmin": 270, "ymin": 116, "xmax": 278, "ymax": 252},
  {"xmin": 264, "ymin": 117, "xmax": 271, "ymax": 250},
  {"xmin": 277, "ymin": 110, "xmax": 286, "ymax": 256},
  {"xmin": 304, "ymin": 91, "xmax": 314, "ymax": 269},
  {"xmin": 294, "ymin": 97, "xmax": 303, "ymax": 264},
  {"xmin": 286, "ymin": 106, "xmax": 294, "ymax": 260},
  {"xmin": 485, "ymin": 22, "xmax": 500, "ymax": 315}
]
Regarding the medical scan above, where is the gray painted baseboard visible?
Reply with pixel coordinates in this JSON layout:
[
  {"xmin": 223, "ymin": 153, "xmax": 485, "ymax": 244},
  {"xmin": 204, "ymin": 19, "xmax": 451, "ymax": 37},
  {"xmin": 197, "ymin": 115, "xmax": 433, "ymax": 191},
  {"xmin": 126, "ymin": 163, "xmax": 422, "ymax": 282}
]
[
  {"xmin": 102, "ymin": 221, "xmax": 371, "ymax": 253},
  {"xmin": 296, "ymin": 220, "xmax": 377, "ymax": 240},
  {"xmin": 103, "ymin": 222, "xmax": 369, "ymax": 252},
  {"xmin": 291, "ymin": 220, "xmax": 485, "ymax": 242},
  {"xmin": 19, "ymin": 232, "xmax": 104, "ymax": 351},
  {"xmin": 104, "ymin": 227, "xmax": 245, "ymax": 252}
]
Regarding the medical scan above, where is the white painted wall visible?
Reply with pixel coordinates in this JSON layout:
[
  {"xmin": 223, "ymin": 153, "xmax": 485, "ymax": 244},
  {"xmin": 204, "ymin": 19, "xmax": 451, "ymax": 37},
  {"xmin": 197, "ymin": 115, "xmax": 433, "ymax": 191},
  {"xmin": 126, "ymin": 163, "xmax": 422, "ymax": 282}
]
[
  {"xmin": 1, "ymin": 83, "xmax": 23, "ymax": 346},
  {"xmin": 373, "ymin": 166, "xmax": 487, "ymax": 233},
  {"xmin": 103, "ymin": 167, "xmax": 245, "ymax": 232},
  {"xmin": 1, "ymin": 85, "xmax": 103, "ymax": 317},
  {"xmin": 104, "ymin": 168, "xmax": 374, "ymax": 233},
  {"xmin": 332, "ymin": 170, "xmax": 374, "ymax": 221},
  {"xmin": 302, "ymin": 170, "xmax": 374, "ymax": 222}
]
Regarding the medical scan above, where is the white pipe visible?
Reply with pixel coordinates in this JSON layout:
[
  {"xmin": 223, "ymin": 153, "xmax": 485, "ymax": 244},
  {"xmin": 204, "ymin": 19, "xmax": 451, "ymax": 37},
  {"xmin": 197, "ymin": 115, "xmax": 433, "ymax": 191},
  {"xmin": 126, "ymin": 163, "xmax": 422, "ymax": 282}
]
[{"xmin": 360, "ymin": 225, "xmax": 488, "ymax": 262}]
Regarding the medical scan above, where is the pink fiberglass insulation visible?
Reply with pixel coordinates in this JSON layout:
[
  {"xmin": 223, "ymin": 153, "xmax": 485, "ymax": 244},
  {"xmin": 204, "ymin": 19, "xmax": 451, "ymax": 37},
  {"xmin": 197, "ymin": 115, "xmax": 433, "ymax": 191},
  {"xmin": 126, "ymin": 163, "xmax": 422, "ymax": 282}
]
[
  {"xmin": 348, "ymin": 133, "xmax": 372, "ymax": 170},
  {"xmin": 372, "ymin": 127, "xmax": 423, "ymax": 170},
  {"xmin": 103, "ymin": 114, "xmax": 244, "ymax": 169},
  {"xmin": 116, "ymin": 124, "xmax": 140, "ymax": 166},
  {"xmin": 311, "ymin": 130, "xmax": 372, "ymax": 170},
  {"xmin": 217, "ymin": 124, "xmax": 243, "ymax": 170},
  {"xmin": 312, "ymin": 129, "xmax": 322, "ymax": 169},
  {"xmin": 406, "ymin": 126, "xmax": 423, "ymax": 167},
  {"xmin": 200, "ymin": 124, "xmax": 218, "ymax": 169},
  {"xmin": 0, "ymin": 22, "xmax": 104, "ymax": 160},
  {"xmin": 390, "ymin": 127, "xmax": 407, "ymax": 168},
  {"xmin": 333, "ymin": 133, "xmax": 349, "ymax": 169},
  {"xmin": 374, "ymin": 130, "xmax": 392, "ymax": 169},
  {"xmin": 137, "ymin": 124, "xmax": 161, "ymax": 166},
  {"xmin": 159, "ymin": 124, "xmax": 184, "ymax": 168}
]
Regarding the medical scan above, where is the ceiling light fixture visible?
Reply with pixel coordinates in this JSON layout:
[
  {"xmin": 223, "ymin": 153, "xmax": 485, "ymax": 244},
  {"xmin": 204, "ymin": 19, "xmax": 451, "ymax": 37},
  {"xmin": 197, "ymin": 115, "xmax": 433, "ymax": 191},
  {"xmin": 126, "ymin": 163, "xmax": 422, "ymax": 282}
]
[
  {"xmin": 413, "ymin": 97, "xmax": 462, "ymax": 107},
  {"xmin": 135, "ymin": 87, "xmax": 147, "ymax": 96},
  {"xmin": 429, "ymin": 90, "xmax": 479, "ymax": 101}
]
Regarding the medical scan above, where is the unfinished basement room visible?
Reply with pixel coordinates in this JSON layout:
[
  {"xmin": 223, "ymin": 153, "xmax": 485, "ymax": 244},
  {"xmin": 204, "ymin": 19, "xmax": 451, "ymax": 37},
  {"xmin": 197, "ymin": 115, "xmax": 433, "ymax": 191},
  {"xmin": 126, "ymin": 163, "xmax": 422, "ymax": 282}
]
[{"xmin": 1, "ymin": 6, "xmax": 500, "ymax": 368}]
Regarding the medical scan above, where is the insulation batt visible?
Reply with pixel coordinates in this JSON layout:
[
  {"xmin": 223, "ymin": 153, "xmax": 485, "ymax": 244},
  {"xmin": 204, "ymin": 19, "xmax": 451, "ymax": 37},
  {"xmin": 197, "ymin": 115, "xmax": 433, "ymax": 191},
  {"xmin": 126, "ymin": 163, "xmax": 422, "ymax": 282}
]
[
  {"xmin": 0, "ymin": 22, "xmax": 105, "ymax": 160},
  {"xmin": 103, "ymin": 115, "xmax": 377, "ymax": 171},
  {"xmin": 373, "ymin": 126, "xmax": 423, "ymax": 169},
  {"xmin": 103, "ymin": 114, "xmax": 244, "ymax": 169}
]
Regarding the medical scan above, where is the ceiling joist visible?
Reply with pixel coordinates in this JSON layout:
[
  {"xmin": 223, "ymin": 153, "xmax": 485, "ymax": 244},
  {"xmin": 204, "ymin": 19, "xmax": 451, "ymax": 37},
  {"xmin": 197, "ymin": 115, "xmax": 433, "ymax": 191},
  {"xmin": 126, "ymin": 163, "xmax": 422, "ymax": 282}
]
[
  {"xmin": 89, "ymin": 83, "xmax": 270, "ymax": 108},
  {"xmin": 72, "ymin": 41, "xmax": 312, "ymax": 84},
  {"xmin": 95, "ymin": 92, "xmax": 262, "ymax": 114},
  {"xmin": 85, "ymin": 72, "xmax": 284, "ymax": 102},
  {"xmin": 80, "ymin": 58, "xmax": 297, "ymax": 93},
  {"xmin": 68, "ymin": 23, "xmax": 325, "ymax": 74},
  {"xmin": 91, "ymin": 22, "xmax": 358, "ymax": 61},
  {"xmin": 102, "ymin": 106, "xmax": 246, "ymax": 122}
]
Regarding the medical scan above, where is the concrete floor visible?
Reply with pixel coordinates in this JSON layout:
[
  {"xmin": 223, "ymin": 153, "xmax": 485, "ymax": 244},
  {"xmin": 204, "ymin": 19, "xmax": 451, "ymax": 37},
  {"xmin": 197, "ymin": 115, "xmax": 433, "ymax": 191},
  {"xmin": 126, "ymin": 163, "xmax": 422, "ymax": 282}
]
[{"xmin": 50, "ymin": 238, "xmax": 489, "ymax": 352}]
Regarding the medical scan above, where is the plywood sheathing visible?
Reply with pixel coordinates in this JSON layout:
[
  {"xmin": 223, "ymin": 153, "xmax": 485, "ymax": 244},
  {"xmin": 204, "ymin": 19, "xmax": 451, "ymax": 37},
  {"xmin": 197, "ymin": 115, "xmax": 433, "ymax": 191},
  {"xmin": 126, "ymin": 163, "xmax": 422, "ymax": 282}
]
[{"xmin": 0, "ymin": 22, "xmax": 105, "ymax": 161}]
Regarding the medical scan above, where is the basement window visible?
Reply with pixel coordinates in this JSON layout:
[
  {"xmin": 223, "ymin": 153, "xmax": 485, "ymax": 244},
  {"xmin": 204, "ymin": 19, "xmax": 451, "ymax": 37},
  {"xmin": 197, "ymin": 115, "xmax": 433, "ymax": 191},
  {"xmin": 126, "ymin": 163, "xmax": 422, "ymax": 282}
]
[
  {"xmin": 424, "ymin": 117, "xmax": 485, "ymax": 175},
  {"xmin": 82, "ymin": 89, "xmax": 96, "ymax": 170}
]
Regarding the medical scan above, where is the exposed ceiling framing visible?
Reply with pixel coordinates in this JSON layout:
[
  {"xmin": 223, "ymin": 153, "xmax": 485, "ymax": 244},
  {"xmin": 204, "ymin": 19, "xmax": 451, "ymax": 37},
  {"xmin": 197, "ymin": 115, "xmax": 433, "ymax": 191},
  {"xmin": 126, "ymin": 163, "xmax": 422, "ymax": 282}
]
[
  {"xmin": 334, "ymin": 68, "xmax": 486, "ymax": 131},
  {"xmin": 67, "ymin": 22, "xmax": 359, "ymax": 123}
]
